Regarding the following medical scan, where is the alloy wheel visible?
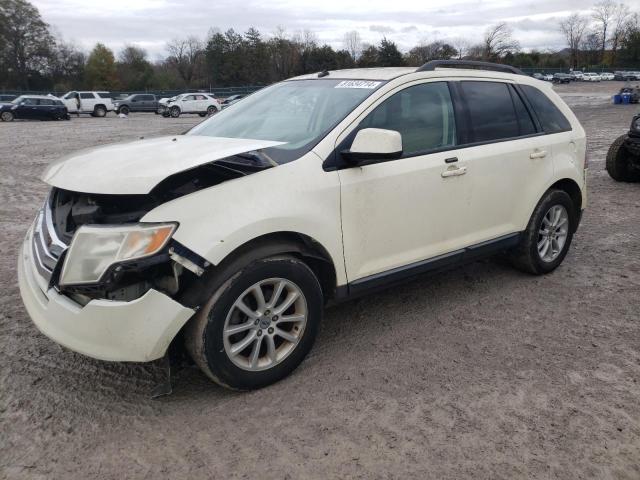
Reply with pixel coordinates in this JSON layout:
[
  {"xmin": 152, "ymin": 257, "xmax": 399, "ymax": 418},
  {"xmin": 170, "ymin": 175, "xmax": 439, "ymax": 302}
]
[
  {"xmin": 222, "ymin": 278, "xmax": 307, "ymax": 371},
  {"xmin": 537, "ymin": 205, "xmax": 569, "ymax": 262}
]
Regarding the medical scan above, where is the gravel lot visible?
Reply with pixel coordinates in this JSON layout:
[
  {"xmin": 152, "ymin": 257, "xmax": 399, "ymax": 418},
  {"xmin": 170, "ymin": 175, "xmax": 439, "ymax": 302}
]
[{"xmin": 1, "ymin": 81, "xmax": 639, "ymax": 480}]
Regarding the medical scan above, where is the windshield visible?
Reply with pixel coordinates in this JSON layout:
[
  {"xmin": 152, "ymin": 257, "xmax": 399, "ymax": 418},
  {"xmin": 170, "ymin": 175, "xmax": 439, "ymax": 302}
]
[{"xmin": 189, "ymin": 79, "xmax": 383, "ymax": 163}]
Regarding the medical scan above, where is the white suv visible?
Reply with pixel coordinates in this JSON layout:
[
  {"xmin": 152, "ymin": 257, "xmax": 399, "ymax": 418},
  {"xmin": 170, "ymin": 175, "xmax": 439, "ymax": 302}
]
[
  {"xmin": 19, "ymin": 61, "xmax": 587, "ymax": 391},
  {"xmin": 165, "ymin": 93, "xmax": 221, "ymax": 117},
  {"xmin": 59, "ymin": 91, "xmax": 114, "ymax": 117}
]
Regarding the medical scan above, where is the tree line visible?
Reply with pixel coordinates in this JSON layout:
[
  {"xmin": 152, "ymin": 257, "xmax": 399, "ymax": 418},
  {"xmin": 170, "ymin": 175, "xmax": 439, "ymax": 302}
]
[{"xmin": 1, "ymin": 0, "xmax": 639, "ymax": 92}]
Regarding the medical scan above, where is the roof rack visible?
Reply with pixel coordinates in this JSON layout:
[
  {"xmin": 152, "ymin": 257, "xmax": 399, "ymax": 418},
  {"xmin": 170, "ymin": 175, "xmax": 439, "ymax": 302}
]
[{"xmin": 416, "ymin": 60, "xmax": 525, "ymax": 76}]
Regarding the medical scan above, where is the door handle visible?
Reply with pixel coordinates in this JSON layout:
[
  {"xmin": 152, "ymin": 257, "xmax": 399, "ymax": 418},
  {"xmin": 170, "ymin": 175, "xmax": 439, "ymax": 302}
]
[
  {"xmin": 530, "ymin": 150, "xmax": 547, "ymax": 159},
  {"xmin": 441, "ymin": 166, "xmax": 467, "ymax": 178}
]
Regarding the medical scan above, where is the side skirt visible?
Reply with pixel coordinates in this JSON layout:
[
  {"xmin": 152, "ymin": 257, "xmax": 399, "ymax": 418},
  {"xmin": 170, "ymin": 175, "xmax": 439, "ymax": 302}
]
[{"xmin": 333, "ymin": 232, "xmax": 521, "ymax": 302}]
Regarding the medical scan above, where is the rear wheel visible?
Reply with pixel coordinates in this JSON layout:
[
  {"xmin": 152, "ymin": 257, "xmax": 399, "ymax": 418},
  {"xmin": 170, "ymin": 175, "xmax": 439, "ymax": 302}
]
[
  {"xmin": 1, "ymin": 111, "xmax": 14, "ymax": 122},
  {"xmin": 207, "ymin": 105, "xmax": 218, "ymax": 116},
  {"xmin": 170, "ymin": 106, "xmax": 181, "ymax": 118},
  {"xmin": 185, "ymin": 255, "xmax": 323, "ymax": 390},
  {"xmin": 93, "ymin": 105, "xmax": 107, "ymax": 117},
  {"xmin": 509, "ymin": 189, "xmax": 576, "ymax": 275},
  {"xmin": 606, "ymin": 134, "xmax": 640, "ymax": 182}
]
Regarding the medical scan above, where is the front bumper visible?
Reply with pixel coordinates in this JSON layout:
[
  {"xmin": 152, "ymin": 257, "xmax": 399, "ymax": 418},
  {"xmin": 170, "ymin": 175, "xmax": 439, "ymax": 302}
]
[{"xmin": 18, "ymin": 228, "xmax": 194, "ymax": 362}]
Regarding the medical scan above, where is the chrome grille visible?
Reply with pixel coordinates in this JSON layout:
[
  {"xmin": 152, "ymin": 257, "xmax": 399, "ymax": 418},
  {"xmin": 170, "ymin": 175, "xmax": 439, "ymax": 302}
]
[{"xmin": 31, "ymin": 199, "xmax": 69, "ymax": 284}]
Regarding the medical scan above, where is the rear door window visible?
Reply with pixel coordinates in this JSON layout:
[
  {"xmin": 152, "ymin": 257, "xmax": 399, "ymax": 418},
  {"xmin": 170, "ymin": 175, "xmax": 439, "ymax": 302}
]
[
  {"xmin": 509, "ymin": 85, "xmax": 537, "ymax": 136},
  {"xmin": 520, "ymin": 85, "xmax": 572, "ymax": 134},
  {"xmin": 80, "ymin": 92, "xmax": 94, "ymax": 99},
  {"xmin": 460, "ymin": 81, "xmax": 519, "ymax": 142}
]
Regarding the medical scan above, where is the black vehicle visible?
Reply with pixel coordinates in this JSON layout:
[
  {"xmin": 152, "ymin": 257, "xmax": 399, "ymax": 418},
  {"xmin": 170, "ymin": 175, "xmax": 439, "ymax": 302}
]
[
  {"xmin": 0, "ymin": 94, "xmax": 17, "ymax": 103},
  {"xmin": 0, "ymin": 95, "xmax": 69, "ymax": 122},
  {"xmin": 614, "ymin": 71, "xmax": 639, "ymax": 81},
  {"xmin": 606, "ymin": 113, "xmax": 640, "ymax": 182},
  {"xmin": 552, "ymin": 73, "xmax": 572, "ymax": 84},
  {"xmin": 113, "ymin": 94, "xmax": 159, "ymax": 115}
]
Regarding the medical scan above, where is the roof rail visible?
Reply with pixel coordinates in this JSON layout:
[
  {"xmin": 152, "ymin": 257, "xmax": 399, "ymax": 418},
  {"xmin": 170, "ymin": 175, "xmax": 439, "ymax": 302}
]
[{"xmin": 416, "ymin": 60, "xmax": 525, "ymax": 76}]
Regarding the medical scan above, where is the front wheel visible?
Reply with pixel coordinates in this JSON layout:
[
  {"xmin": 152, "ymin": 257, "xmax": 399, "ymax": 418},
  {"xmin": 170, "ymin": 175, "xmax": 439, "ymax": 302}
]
[
  {"xmin": 170, "ymin": 106, "xmax": 181, "ymax": 118},
  {"xmin": 207, "ymin": 106, "xmax": 218, "ymax": 116},
  {"xmin": 185, "ymin": 255, "xmax": 323, "ymax": 390},
  {"xmin": 509, "ymin": 189, "xmax": 577, "ymax": 275},
  {"xmin": 1, "ymin": 111, "xmax": 14, "ymax": 122},
  {"xmin": 118, "ymin": 105, "xmax": 130, "ymax": 115},
  {"xmin": 606, "ymin": 135, "xmax": 640, "ymax": 182}
]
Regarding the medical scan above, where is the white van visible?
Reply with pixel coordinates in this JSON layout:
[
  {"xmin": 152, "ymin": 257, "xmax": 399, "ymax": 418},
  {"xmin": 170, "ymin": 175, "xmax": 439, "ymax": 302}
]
[{"xmin": 19, "ymin": 61, "xmax": 587, "ymax": 390}]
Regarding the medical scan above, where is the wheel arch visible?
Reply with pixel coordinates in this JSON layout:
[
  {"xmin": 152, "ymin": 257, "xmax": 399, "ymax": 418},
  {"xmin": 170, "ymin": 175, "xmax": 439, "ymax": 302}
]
[{"xmin": 179, "ymin": 231, "xmax": 338, "ymax": 309}]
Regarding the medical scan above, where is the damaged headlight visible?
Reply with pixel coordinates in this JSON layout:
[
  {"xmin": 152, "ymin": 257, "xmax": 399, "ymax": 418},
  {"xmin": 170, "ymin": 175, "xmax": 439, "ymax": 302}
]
[{"xmin": 59, "ymin": 223, "xmax": 176, "ymax": 286}]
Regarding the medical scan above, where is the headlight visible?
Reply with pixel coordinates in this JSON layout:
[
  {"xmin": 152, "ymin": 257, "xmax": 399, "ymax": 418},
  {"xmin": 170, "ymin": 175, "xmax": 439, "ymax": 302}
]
[{"xmin": 59, "ymin": 223, "xmax": 176, "ymax": 286}]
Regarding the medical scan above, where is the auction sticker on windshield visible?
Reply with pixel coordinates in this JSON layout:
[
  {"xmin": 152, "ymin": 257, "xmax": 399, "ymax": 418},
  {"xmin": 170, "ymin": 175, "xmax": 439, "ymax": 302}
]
[{"xmin": 335, "ymin": 80, "xmax": 381, "ymax": 89}]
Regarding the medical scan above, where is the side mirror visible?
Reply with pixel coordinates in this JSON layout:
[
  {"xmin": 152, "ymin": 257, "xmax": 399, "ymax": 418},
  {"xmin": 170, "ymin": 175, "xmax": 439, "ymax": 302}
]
[{"xmin": 342, "ymin": 128, "xmax": 403, "ymax": 166}]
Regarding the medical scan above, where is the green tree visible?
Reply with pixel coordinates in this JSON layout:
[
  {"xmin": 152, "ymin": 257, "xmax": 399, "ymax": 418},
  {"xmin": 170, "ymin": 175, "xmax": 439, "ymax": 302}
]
[
  {"xmin": 117, "ymin": 45, "xmax": 154, "ymax": 90},
  {"xmin": 0, "ymin": 0, "xmax": 55, "ymax": 89},
  {"xmin": 85, "ymin": 43, "xmax": 118, "ymax": 89},
  {"xmin": 377, "ymin": 38, "xmax": 404, "ymax": 66}
]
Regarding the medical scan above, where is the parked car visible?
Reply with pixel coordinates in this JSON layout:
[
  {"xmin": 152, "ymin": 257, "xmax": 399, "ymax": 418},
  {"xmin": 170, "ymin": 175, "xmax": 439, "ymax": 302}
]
[
  {"xmin": 164, "ymin": 93, "xmax": 221, "ymax": 117},
  {"xmin": 157, "ymin": 96, "xmax": 177, "ymax": 114},
  {"xmin": 553, "ymin": 73, "xmax": 572, "ymax": 84},
  {"xmin": 1, "ymin": 95, "xmax": 69, "ymax": 122},
  {"xmin": 221, "ymin": 94, "xmax": 246, "ymax": 109},
  {"xmin": 606, "ymin": 113, "xmax": 640, "ymax": 182},
  {"xmin": 614, "ymin": 71, "xmax": 638, "ymax": 81},
  {"xmin": 60, "ymin": 91, "xmax": 114, "ymax": 117},
  {"xmin": 0, "ymin": 94, "xmax": 17, "ymax": 103},
  {"xmin": 600, "ymin": 72, "xmax": 615, "ymax": 80},
  {"xmin": 543, "ymin": 74, "xmax": 554, "ymax": 81},
  {"xmin": 114, "ymin": 94, "xmax": 159, "ymax": 115},
  {"xmin": 582, "ymin": 72, "xmax": 601, "ymax": 82},
  {"xmin": 532, "ymin": 73, "xmax": 544, "ymax": 80},
  {"xmin": 19, "ymin": 61, "xmax": 587, "ymax": 391}
]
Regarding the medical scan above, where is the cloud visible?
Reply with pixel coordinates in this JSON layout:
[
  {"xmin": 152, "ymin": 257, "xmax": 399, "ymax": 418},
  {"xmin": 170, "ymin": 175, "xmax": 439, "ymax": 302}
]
[{"xmin": 31, "ymin": 0, "xmax": 606, "ymax": 56}]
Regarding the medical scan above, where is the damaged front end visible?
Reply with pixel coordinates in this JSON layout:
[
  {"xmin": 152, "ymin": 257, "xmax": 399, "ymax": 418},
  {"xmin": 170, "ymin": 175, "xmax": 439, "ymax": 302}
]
[{"xmin": 37, "ymin": 152, "xmax": 275, "ymax": 306}]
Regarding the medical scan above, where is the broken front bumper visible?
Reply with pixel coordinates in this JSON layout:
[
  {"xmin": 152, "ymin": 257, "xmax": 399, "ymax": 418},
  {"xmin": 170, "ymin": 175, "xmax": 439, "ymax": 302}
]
[{"xmin": 18, "ymin": 228, "xmax": 195, "ymax": 362}]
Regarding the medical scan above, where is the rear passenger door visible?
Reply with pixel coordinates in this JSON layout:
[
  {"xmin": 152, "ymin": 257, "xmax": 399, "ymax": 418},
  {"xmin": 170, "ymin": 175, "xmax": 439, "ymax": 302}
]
[
  {"xmin": 79, "ymin": 92, "xmax": 95, "ymax": 112},
  {"xmin": 451, "ymin": 80, "xmax": 553, "ymax": 241}
]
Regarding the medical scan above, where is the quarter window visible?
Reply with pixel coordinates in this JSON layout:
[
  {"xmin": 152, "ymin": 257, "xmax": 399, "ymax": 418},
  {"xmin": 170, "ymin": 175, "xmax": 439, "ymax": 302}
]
[
  {"xmin": 460, "ymin": 81, "xmax": 520, "ymax": 142},
  {"xmin": 521, "ymin": 85, "xmax": 571, "ymax": 134},
  {"xmin": 358, "ymin": 82, "xmax": 456, "ymax": 155}
]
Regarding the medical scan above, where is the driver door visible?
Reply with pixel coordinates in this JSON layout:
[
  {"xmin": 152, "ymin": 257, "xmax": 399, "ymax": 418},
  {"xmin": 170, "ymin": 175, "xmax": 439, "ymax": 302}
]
[{"xmin": 338, "ymin": 81, "xmax": 472, "ymax": 283}]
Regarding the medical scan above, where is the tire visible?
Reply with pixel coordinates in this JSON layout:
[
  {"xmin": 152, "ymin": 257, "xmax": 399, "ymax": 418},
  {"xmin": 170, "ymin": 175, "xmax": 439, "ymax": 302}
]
[
  {"xmin": 198, "ymin": 112, "xmax": 207, "ymax": 117},
  {"xmin": 170, "ymin": 106, "xmax": 181, "ymax": 118},
  {"xmin": 184, "ymin": 255, "xmax": 323, "ymax": 390},
  {"xmin": 509, "ymin": 189, "xmax": 577, "ymax": 275},
  {"xmin": 1, "ymin": 111, "xmax": 14, "ymax": 122},
  {"xmin": 207, "ymin": 105, "xmax": 218, "ymax": 116},
  {"xmin": 93, "ymin": 105, "xmax": 107, "ymax": 117},
  {"xmin": 606, "ymin": 135, "xmax": 640, "ymax": 182},
  {"xmin": 119, "ymin": 105, "xmax": 130, "ymax": 115},
  {"xmin": 162, "ymin": 111, "xmax": 170, "ymax": 118}
]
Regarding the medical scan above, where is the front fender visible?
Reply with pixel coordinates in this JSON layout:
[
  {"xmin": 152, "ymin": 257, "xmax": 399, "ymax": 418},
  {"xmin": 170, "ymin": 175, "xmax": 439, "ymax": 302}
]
[{"xmin": 141, "ymin": 152, "xmax": 347, "ymax": 285}]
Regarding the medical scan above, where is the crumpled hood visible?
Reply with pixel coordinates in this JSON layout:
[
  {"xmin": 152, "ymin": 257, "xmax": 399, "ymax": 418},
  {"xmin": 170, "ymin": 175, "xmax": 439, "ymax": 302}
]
[{"xmin": 42, "ymin": 135, "xmax": 285, "ymax": 194}]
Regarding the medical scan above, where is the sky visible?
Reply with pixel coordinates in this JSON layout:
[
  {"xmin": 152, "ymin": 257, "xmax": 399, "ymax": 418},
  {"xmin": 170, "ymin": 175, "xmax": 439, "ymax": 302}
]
[{"xmin": 32, "ymin": 0, "xmax": 606, "ymax": 60}]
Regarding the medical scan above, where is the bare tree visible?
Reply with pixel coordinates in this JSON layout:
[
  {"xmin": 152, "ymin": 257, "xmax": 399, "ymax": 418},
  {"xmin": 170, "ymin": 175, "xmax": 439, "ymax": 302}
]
[
  {"xmin": 610, "ymin": 2, "xmax": 632, "ymax": 65},
  {"xmin": 343, "ymin": 30, "xmax": 363, "ymax": 62},
  {"xmin": 166, "ymin": 36, "xmax": 203, "ymax": 87},
  {"xmin": 559, "ymin": 13, "xmax": 589, "ymax": 69},
  {"xmin": 451, "ymin": 37, "xmax": 470, "ymax": 59},
  {"xmin": 592, "ymin": 0, "xmax": 617, "ymax": 62},
  {"xmin": 483, "ymin": 23, "xmax": 520, "ymax": 61}
]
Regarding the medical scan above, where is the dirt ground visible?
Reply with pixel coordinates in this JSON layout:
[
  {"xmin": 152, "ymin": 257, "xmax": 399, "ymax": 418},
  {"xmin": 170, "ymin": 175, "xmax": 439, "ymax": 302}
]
[{"xmin": 1, "ymin": 81, "xmax": 639, "ymax": 480}]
